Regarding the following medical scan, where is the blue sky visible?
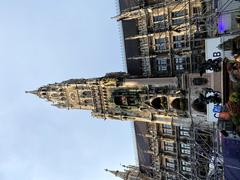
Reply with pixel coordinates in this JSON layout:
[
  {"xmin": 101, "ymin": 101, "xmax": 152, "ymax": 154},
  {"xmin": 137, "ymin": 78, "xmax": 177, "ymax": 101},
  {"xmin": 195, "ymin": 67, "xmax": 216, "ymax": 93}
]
[{"xmin": 0, "ymin": 1, "xmax": 136, "ymax": 179}]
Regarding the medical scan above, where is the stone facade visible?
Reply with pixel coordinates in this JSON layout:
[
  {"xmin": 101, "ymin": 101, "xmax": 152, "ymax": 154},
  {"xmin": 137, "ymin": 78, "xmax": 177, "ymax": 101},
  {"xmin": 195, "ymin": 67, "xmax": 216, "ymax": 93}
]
[
  {"xmin": 28, "ymin": 72, "xmax": 202, "ymax": 127},
  {"xmin": 117, "ymin": 0, "xmax": 208, "ymax": 77}
]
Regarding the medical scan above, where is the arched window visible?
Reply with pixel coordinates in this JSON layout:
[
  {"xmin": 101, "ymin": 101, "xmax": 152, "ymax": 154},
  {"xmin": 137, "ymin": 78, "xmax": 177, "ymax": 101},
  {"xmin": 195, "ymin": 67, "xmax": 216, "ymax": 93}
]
[
  {"xmin": 41, "ymin": 92, "xmax": 47, "ymax": 96},
  {"xmin": 192, "ymin": 98, "xmax": 207, "ymax": 113},
  {"xmin": 151, "ymin": 96, "xmax": 168, "ymax": 110},
  {"xmin": 51, "ymin": 93, "xmax": 58, "ymax": 97},
  {"xmin": 171, "ymin": 98, "xmax": 188, "ymax": 111}
]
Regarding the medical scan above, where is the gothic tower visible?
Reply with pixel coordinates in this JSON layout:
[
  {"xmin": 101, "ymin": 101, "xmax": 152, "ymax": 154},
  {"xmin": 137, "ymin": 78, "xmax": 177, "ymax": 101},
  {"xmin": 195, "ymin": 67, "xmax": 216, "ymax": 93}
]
[
  {"xmin": 27, "ymin": 72, "xmax": 202, "ymax": 127},
  {"xmin": 26, "ymin": 78, "xmax": 94, "ymax": 110},
  {"xmin": 105, "ymin": 165, "xmax": 152, "ymax": 180}
]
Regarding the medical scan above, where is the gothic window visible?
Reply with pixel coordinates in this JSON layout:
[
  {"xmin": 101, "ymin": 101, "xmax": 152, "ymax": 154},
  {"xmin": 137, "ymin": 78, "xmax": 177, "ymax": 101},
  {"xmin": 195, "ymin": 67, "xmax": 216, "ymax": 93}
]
[
  {"xmin": 181, "ymin": 160, "xmax": 192, "ymax": 172},
  {"xmin": 174, "ymin": 36, "xmax": 182, "ymax": 41},
  {"xmin": 180, "ymin": 130, "xmax": 190, "ymax": 137},
  {"xmin": 175, "ymin": 57, "xmax": 186, "ymax": 64},
  {"xmin": 172, "ymin": 10, "xmax": 187, "ymax": 18},
  {"xmin": 192, "ymin": 98, "xmax": 207, "ymax": 113},
  {"xmin": 166, "ymin": 174, "xmax": 176, "ymax": 180},
  {"xmin": 181, "ymin": 149, "xmax": 191, "ymax": 155},
  {"xmin": 181, "ymin": 143, "xmax": 190, "ymax": 149},
  {"xmin": 182, "ymin": 160, "xmax": 191, "ymax": 166},
  {"xmin": 180, "ymin": 126, "xmax": 190, "ymax": 137},
  {"xmin": 163, "ymin": 124, "xmax": 172, "ymax": 129},
  {"xmin": 176, "ymin": 64, "xmax": 184, "ymax": 71},
  {"xmin": 180, "ymin": 126, "xmax": 190, "ymax": 131},
  {"xmin": 173, "ymin": 35, "xmax": 189, "ymax": 49},
  {"xmin": 156, "ymin": 58, "xmax": 168, "ymax": 72},
  {"xmin": 153, "ymin": 15, "xmax": 164, "ymax": 22},
  {"xmin": 193, "ymin": 7, "xmax": 200, "ymax": 14},
  {"xmin": 162, "ymin": 124, "xmax": 173, "ymax": 135},
  {"xmin": 153, "ymin": 15, "xmax": 167, "ymax": 31},
  {"xmin": 163, "ymin": 129, "xmax": 173, "ymax": 135},
  {"xmin": 173, "ymin": 35, "xmax": 185, "ymax": 41},
  {"xmin": 171, "ymin": 98, "xmax": 188, "ymax": 111},
  {"xmin": 165, "ymin": 158, "xmax": 176, "ymax": 169},
  {"xmin": 172, "ymin": 18, "xmax": 185, "ymax": 25},
  {"xmin": 174, "ymin": 42, "xmax": 182, "ymax": 48},
  {"xmin": 180, "ymin": 143, "xmax": 191, "ymax": 155},
  {"xmin": 155, "ymin": 38, "xmax": 167, "ymax": 50},
  {"xmin": 182, "ymin": 166, "xmax": 191, "ymax": 172},
  {"xmin": 151, "ymin": 96, "xmax": 168, "ymax": 109},
  {"xmin": 164, "ymin": 141, "xmax": 174, "ymax": 152},
  {"xmin": 173, "ymin": 42, "xmax": 187, "ymax": 49}
]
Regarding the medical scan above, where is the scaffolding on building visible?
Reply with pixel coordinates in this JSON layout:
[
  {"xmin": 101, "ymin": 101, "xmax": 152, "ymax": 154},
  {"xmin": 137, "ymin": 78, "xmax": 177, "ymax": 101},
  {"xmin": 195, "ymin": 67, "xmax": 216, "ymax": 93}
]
[{"xmin": 135, "ymin": 120, "xmax": 224, "ymax": 180}]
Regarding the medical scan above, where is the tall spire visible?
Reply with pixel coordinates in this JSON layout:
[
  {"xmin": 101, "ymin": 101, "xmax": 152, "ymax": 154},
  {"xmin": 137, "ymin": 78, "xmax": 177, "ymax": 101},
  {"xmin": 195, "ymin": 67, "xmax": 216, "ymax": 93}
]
[
  {"xmin": 105, "ymin": 169, "xmax": 129, "ymax": 179},
  {"xmin": 105, "ymin": 167, "xmax": 151, "ymax": 180},
  {"xmin": 25, "ymin": 90, "xmax": 38, "ymax": 95}
]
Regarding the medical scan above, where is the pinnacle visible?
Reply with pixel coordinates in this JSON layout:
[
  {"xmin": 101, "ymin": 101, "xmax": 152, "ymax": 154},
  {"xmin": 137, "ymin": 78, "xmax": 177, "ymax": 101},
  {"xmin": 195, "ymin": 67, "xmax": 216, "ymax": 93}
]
[{"xmin": 25, "ymin": 90, "xmax": 38, "ymax": 95}]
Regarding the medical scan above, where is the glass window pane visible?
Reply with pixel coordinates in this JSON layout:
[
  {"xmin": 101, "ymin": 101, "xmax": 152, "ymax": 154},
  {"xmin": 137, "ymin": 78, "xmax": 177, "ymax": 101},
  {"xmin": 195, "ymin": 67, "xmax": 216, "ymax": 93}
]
[
  {"xmin": 172, "ymin": 10, "xmax": 187, "ymax": 18},
  {"xmin": 181, "ymin": 149, "xmax": 191, "ymax": 154},
  {"xmin": 181, "ymin": 143, "xmax": 190, "ymax": 149},
  {"xmin": 163, "ymin": 129, "xmax": 173, "ymax": 134},
  {"xmin": 163, "ymin": 124, "xmax": 172, "ymax": 128},
  {"xmin": 180, "ymin": 130, "xmax": 190, "ymax": 136},
  {"xmin": 180, "ymin": 126, "xmax": 190, "ymax": 130},
  {"xmin": 172, "ymin": 18, "xmax": 185, "ymax": 25},
  {"xmin": 153, "ymin": 15, "xmax": 164, "ymax": 22}
]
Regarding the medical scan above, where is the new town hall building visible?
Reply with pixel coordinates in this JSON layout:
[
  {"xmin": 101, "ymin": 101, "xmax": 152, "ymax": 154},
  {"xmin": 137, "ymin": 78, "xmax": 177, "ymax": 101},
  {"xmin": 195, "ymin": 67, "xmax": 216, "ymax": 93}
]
[{"xmin": 28, "ymin": 0, "xmax": 228, "ymax": 179}]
